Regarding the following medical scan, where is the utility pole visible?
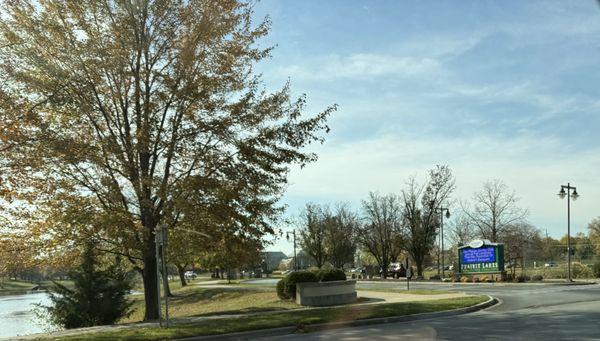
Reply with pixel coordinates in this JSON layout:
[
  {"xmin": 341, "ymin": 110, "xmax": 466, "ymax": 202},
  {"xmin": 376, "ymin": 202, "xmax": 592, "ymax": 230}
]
[
  {"xmin": 437, "ymin": 207, "xmax": 450, "ymax": 279},
  {"xmin": 545, "ymin": 229, "xmax": 551, "ymax": 261}
]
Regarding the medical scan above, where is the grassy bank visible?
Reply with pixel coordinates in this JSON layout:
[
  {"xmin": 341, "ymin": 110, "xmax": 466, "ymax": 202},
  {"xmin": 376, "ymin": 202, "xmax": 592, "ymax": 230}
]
[
  {"xmin": 123, "ymin": 284, "xmax": 299, "ymax": 323},
  {"xmin": 53, "ymin": 296, "xmax": 488, "ymax": 340},
  {"xmin": 0, "ymin": 279, "xmax": 73, "ymax": 295}
]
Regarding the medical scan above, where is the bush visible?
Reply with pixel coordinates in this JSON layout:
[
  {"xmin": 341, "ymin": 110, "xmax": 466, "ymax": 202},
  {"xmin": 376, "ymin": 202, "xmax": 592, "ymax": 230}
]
[
  {"xmin": 276, "ymin": 279, "xmax": 289, "ymax": 300},
  {"xmin": 532, "ymin": 274, "xmax": 543, "ymax": 281},
  {"xmin": 515, "ymin": 275, "xmax": 530, "ymax": 282},
  {"xmin": 503, "ymin": 273, "xmax": 514, "ymax": 282},
  {"xmin": 316, "ymin": 269, "xmax": 347, "ymax": 282},
  {"xmin": 593, "ymin": 263, "xmax": 600, "ymax": 278},
  {"xmin": 311, "ymin": 269, "xmax": 323, "ymax": 280},
  {"xmin": 429, "ymin": 274, "xmax": 441, "ymax": 280},
  {"xmin": 41, "ymin": 243, "xmax": 133, "ymax": 329},
  {"xmin": 460, "ymin": 276, "xmax": 470, "ymax": 283},
  {"xmin": 472, "ymin": 277, "xmax": 481, "ymax": 283},
  {"xmin": 284, "ymin": 271, "xmax": 318, "ymax": 299},
  {"xmin": 572, "ymin": 262, "xmax": 593, "ymax": 279},
  {"xmin": 479, "ymin": 276, "xmax": 494, "ymax": 283}
]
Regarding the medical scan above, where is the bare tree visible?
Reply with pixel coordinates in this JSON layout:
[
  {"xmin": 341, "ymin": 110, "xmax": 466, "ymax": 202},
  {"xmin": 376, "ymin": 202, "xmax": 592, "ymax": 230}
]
[
  {"xmin": 448, "ymin": 210, "xmax": 476, "ymax": 247},
  {"xmin": 356, "ymin": 192, "xmax": 404, "ymax": 279},
  {"xmin": 298, "ymin": 204, "xmax": 328, "ymax": 269},
  {"xmin": 588, "ymin": 217, "xmax": 600, "ymax": 255},
  {"xmin": 502, "ymin": 223, "xmax": 542, "ymax": 277},
  {"xmin": 463, "ymin": 180, "xmax": 528, "ymax": 242},
  {"xmin": 445, "ymin": 211, "xmax": 475, "ymax": 266},
  {"xmin": 325, "ymin": 203, "xmax": 358, "ymax": 269},
  {"xmin": 402, "ymin": 165, "xmax": 455, "ymax": 277}
]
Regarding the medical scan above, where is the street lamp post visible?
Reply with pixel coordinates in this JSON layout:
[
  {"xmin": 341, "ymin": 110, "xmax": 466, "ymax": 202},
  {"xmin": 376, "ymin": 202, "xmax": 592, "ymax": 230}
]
[
  {"xmin": 558, "ymin": 183, "xmax": 579, "ymax": 282},
  {"xmin": 437, "ymin": 207, "xmax": 451, "ymax": 279},
  {"xmin": 286, "ymin": 230, "xmax": 297, "ymax": 271}
]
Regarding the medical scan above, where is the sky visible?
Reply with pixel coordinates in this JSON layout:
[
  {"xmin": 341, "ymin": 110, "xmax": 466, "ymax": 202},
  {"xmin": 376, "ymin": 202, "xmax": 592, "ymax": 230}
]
[{"xmin": 250, "ymin": 0, "xmax": 600, "ymax": 255}]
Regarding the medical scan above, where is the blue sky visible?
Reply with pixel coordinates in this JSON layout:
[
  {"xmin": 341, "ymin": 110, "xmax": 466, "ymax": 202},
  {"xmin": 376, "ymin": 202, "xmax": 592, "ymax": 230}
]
[{"xmin": 251, "ymin": 0, "xmax": 600, "ymax": 254}]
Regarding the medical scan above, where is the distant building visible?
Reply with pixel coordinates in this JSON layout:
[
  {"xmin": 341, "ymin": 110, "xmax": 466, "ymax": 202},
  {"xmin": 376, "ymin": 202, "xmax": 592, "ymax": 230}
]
[
  {"xmin": 261, "ymin": 251, "xmax": 288, "ymax": 272},
  {"xmin": 280, "ymin": 250, "xmax": 317, "ymax": 270}
]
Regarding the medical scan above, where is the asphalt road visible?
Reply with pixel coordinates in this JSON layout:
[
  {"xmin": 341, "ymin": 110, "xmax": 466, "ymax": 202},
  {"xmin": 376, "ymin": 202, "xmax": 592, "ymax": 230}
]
[{"xmin": 258, "ymin": 281, "xmax": 600, "ymax": 340}]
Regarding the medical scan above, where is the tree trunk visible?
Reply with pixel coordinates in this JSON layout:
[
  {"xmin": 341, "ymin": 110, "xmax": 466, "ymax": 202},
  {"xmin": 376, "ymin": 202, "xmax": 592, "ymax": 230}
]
[
  {"xmin": 177, "ymin": 265, "xmax": 187, "ymax": 287},
  {"xmin": 142, "ymin": 236, "xmax": 160, "ymax": 321},
  {"xmin": 416, "ymin": 258, "xmax": 424, "ymax": 277}
]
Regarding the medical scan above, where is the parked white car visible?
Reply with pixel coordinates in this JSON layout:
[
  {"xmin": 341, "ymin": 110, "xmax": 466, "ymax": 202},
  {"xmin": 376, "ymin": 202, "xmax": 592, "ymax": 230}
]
[{"xmin": 184, "ymin": 271, "xmax": 197, "ymax": 280}]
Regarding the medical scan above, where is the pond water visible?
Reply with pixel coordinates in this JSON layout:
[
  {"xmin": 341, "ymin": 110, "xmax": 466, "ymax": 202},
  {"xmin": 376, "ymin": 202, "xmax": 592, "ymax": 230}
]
[{"xmin": 0, "ymin": 292, "xmax": 58, "ymax": 339}]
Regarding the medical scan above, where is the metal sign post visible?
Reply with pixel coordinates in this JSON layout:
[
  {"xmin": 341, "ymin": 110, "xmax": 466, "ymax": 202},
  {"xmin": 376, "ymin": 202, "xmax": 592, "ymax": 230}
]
[
  {"xmin": 154, "ymin": 227, "xmax": 163, "ymax": 327},
  {"xmin": 406, "ymin": 261, "xmax": 411, "ymax": 291},
  {"xmin": 161, "ymin": 225, "xmax": 170, "ymax": 327}
]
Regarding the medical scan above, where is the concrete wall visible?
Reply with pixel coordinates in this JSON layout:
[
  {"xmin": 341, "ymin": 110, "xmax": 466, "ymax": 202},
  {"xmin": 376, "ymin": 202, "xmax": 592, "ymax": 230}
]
[{"xmin": 296, "ymin": 280, "xmax": 357, "ymax": 306}]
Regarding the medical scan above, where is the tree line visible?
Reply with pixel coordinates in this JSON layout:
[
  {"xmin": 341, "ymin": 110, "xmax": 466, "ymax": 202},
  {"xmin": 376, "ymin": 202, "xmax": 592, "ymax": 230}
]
[
  {"xmin": 298, "ymin": 165, "xmax": 455, "ymax": 278},
  {"xmin": 296, "ymin": 166, "xmax": 600, "ymax": 278}
]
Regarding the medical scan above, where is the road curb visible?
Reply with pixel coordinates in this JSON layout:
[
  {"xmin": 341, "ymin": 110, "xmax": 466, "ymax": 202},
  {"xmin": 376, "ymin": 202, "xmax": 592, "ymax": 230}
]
[
  {"xmin": 558, "ymin": 281, "xmax": 597, "ymax": 286},
  {"xmin": 179, "ymin": 295, "xmax": 498, "ymax": 341},
  {"xmin": 355, "ymin": 280, "xmax": 598, "ymax": 286}
]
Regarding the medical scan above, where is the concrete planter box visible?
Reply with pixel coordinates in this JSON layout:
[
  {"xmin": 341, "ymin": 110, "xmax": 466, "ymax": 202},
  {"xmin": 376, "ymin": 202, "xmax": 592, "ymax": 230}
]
[{"xmin": 296, "ymin": 280, "xmax": 357, "ymax": 306}]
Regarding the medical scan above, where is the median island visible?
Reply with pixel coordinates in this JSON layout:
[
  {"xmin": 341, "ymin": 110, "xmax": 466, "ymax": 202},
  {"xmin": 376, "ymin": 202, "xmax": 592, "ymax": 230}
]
[{"xmin": 32, "ymin": 275, "xmax": 489, "ymax": 341}]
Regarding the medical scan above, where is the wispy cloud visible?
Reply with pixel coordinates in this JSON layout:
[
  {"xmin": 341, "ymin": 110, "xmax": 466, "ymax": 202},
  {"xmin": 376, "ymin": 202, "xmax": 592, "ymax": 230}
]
[
  {"xmin": 274, "ymin": 53, "xmax": 443, "ymax": 81},
  {"xmin": 284, "ymin": 133, "xmax": 600, "ymax": 235}
]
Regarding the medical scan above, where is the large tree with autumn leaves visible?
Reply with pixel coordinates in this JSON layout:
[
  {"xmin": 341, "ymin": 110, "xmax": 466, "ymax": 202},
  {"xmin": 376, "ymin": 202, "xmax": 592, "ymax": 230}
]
[{"xmin": 0, "ymin": 0, "xmax": 334, "ymax": 321}]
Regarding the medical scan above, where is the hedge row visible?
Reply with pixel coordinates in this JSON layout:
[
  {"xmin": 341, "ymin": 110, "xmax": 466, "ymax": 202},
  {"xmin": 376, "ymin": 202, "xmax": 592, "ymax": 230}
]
[
  {"xmin": 276, "ymin": 269, "xmax": 347, "ymax": 300},
  {"xmin": 314, "ymin": 268, "xmax": 347, "ymax": 282}
]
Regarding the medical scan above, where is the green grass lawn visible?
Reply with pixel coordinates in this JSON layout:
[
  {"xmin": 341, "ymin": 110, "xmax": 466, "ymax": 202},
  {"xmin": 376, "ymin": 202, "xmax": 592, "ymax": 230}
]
[
  {"xmin": 122, "ymin": 279, "xmax": 460, "ymax": 323},
  {"xmin": 52, "ymin": 296, "xmax": 487, "ymax": 340},
  {"xmin": 122, "ymin": 284, "xmax": 299, "ymax": 323}
]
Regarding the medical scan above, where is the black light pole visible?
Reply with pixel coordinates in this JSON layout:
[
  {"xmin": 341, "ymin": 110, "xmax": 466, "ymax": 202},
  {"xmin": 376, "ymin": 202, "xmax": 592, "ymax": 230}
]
[
  {"xmin": 438, "ymin": 207, "xmax": 451, "ymax": 278},
  {"xmin": 286, "ymin": 230, "xmax": 297, "ymax": 271},
  {"xmin": 558, "ymin": 183, "xmax": 579, "ymax": 282}
]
